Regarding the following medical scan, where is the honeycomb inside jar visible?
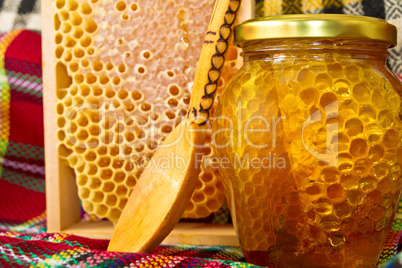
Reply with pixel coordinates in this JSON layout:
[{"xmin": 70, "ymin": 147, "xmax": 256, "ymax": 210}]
[
  {"xmin": 213, "ymin": 40, "xmax": 402, "ymax": 267},
  {"xmin": 53, "ymin": 0, "xmax": 241, "ymax": 223}
]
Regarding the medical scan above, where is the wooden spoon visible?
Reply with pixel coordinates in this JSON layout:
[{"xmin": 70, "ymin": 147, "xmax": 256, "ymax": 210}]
[{"xmin": 108, "ymin": 0, "xmax": 242, "ymax": 253}]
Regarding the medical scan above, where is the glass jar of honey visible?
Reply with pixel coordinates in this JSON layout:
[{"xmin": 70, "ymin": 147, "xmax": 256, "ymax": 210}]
[{"xmin": 212, "ymin": 15, "xmax": 401, "ymax": 267}]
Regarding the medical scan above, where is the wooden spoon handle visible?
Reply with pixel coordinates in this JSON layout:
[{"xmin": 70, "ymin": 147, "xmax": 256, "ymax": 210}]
[{"xmin": 188, "ymin": 0, "xmax": 241, "ymax": 126}]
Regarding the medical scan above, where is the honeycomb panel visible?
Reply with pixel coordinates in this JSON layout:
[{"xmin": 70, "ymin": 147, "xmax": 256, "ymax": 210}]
[
  {"xmin": 213, "ymin": 45, "xmax": 402, "ymax": 266},
  {"xmin": 53, "ymin": 0, "xmax": 239, "ymax": 223}
]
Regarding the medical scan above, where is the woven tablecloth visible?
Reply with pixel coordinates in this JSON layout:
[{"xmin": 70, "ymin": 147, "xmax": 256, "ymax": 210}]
[{"xmin": 1, "ymin": 0, "xmax": 402, "ymax": 266}]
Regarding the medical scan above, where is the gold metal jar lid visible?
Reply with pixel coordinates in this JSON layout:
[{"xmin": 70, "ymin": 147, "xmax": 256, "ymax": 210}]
[{"xmin": 234, "ymin": 14, "xmax": 397, "ymax": 48}]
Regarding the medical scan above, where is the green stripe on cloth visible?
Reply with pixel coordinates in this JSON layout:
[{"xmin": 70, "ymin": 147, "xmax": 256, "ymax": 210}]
[
  {"xmin": 0, "ymin": 213, "xmax": 46, "ymax": 233},
  {"xmin": 6, "ymin": 141, "xmax": 44, "ymax": 161},
  {"xmin": 1, "ymin": 168, "xmax": 45, "ymax": 193},
  {"xmin": 6, "ymin": 70, "xmax": 42, "ymax": 99},
  {"xmin": 0, "ymin": 139, "xmax": 8, "ymax": 155}
]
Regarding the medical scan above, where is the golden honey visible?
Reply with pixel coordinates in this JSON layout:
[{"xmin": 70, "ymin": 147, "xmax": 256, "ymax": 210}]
[{"xmin": 212, "ymin": 15, "xmax": 401, "ymax": 267}]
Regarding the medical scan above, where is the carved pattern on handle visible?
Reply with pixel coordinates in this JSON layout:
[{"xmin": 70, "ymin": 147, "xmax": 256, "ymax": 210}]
[{"xmin": 189, "ymin": 0, "xmax": 241, "ymax": 126}]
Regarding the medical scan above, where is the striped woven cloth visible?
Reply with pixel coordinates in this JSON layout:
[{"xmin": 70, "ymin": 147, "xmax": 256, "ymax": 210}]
[{"xmin": 1, "ymin": 0, "xmax": 402, "ymax": 266}]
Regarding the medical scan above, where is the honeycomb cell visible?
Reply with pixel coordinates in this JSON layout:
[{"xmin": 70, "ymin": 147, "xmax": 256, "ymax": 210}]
[
  {"xmin": 328, "ymin": 233, "xmax": 345, "ymax": 247},
  {"xmin": 166, "ymin": 70, "xmax": 175, "ymax": 78},
  {"xmin": 56, "ymin": 0, "xmax": 65, "ymax": 9},
  {"xmin": 115, "ymin": 1, "xmax": 127, "ymax": 11},
  {"xmin": 70, "ymin": 12, "xmax": 82, "ymax": 26},
  {"xmin": 69, "ymin": 62, "xmax": 79, "ymax": 73},
  {"xmin": 334, "ymin": 79, "xmax": 351, "ymax": 96},
  {"xmin": 74, "ymin": 145, "xmax": 86, "ymax": 154},
  {"xmin": 100, "ymin": 76, "xmax": 110, "ymax": 86},
  {"xmin": 118, "ymin": 199, "xmax": 128, "ymax": 210},
  {"xmin": 384, "ymin": 149, "xmax": 398, "ymax": 165},
  {"xmin": 109, "ymin": 208, "xmax": 122, "ymax": 222},
  {"xmin": 85, "ymin": 164, "xmax": 97, "ymax": 175},
  {"xmin": 365, "ymin": 124, "xmax": 383, "ymax": 143},
  {"xmin": 116, "ymin": 185, "xmax": 128, "ymax": 196},
  {"xmin": 327, "ymin": 63, "xmax": 343, "ymax": 78},
  {"xmin": 131, "ymin": 90, "xmax": 142, "ymax": 101},
  {"xmin": 114, "ymin": 171, "xmax": 126, "ymax": 183},
  {"xmin": 297, "ymin": 69, "xmax": 315, "ymax": 87},
  {"xmin": 67, "ymin": 0, "xmax": 78, "ymax": 10},
  {"xmin": 57, "ymin": 130, "xmax": 66, "ymax": 141},
  {"xmin": 77, "ymin": 129, "xmax": 89, "ymax": 141},
  {"xmin": 383, "ymin": 129, "xmax": 400, "ymax": 149},
  {"xmin": 345, "ymin": 65, "xmax": 360, "ymax": 82},
  {"xmin": 82, "ymin": 200, "xmax": 93, "ymax": 212},
  {"xmin": 135, "ymin": 64, "xmax": 146, "ymax": 75},
  {"xmin": 64, "ymin": 51, "xmax": 74, "ymax": 62},
  {"xmin": 334, "ymin": 201, "xmax": 352, "ymax": 219},
  {"xmin": 359, "ymin": 176, "xmax": 377, "ymax": 192},
  {"xmin": 74, "ymin": 47, "xmax": 85, "ymax": 58},
  {"xmin": 96, "ymin": 204, "xmax": 107, "ymax": 216},
  {"xmin": 83, "ymin": 19, "xmax": 97, "ymax": 33},
  {"xmin": 372, "ymin": 89, "xmax": 386, "ymax": 109},
  {"xmin": 320, "ymin": 92, "xmax": 338, "ymax": 108},
  {"xmin": 299, "ymin": 87, "xmax": 319, "ymax": 106},
  {"xmin": 112, "ymin": 77, "xmax": 121, "ymax": 85},
  {"xmin": 320, "ymin": 216, "xmax": 341, "ymax": 232},
  {"xmin": 320, "ymin": 167, "xmax": 339, "ymax": 183},
  {"xmin": 121, "ymin": 14, "xmax": 130, "ymax": 20},
  {"xmin": 125, "ymin": 175, "xmax": 136, "ymax": 188},
  {"xmin": 56, "ymin": 103, "xmax": 64, "ymax": 115},
  {"xmin": 327, "ymin": 183, "xmax": 345, "ymax": 201},
  {"xmin": 168, "ymin": 98, "xmax": 179, "ymax": 107},
  {"xmin": 345, "ymin": 118, "xmax": 363, "ymax": 137},
  {"xmin": 337, "ymin": 153, "xmax": 353, "ymax": 171},
  {"xmin": 346, "ymin": 189, "xmax": 363, "ymax": 205},
  {"xmin": 89, "ymin": 177, "xmax": 102, "ymax": 189},
  {"xmin": 169, "ymin": 85, "xmax": 180, "ymax": 96},
  {"xmin": 64, "ymin": 37, "xmax": 76, "ymax": 48},
  {"xmin": 141, "ymin": 50, "xmax": 152, "ymax": 60},
  {"xmin": 353, "ymin": 83, "xmax": 371, "ymax": 103},
  {"xmin": 315, "ymin": 199, "xmax": 333, "ymax": 215},
  {"xmin": 349, "ymin": 138, "xmax": 368, "ymax": 158},
  {"xmin": 161, "ymin": 125, "xmax": 172, "ymax": 134},
  {"xmin": 378, "ymin": 110, "xmax": 393, "ymax": 129},
  {"xmin": 80, "ymin": 3, "xmax": 92, "ymax": 14},
  {"xmin": 79, "ymin": 187, "xmax": 90, "ymax": 199},
  {"xmin": 105, "ymin": 194, "xmax": 118, "ymax": 207},
  {"xmin": 116, "ymin": 64, "xmax": 126, "ymax": 74},
  {"xmin": 377, "ymin": 177, "xmax": 392, "ymax": 194},
  {"xmin": 59, "ymin": 10, "xmax": 70, "ymax": 21},
  {"xmin": 315, "ymin": 73, "xmax": 332, "ymax": 91},
  {"xmin": 55, "ymin": 46, "xmax": 64, "ymax": 59},
  {"xmin": 77, "ymin": 174, "xmax": 88, "ymax": 186},
  {"xmin": 305, "ymin": 183, "xmax": 323, "ymax": 196},
  {"xmin": 130, "ymin": 3, "xmax": 139, "ymax": 11},
  {"xmin": 100, "ymin": 168, "xmax": 113, "ymax": 180},
  {"xmin": 87, "ymin": 47, "xmax": 95, "ymax": 56},
  {"xmin": 359, "ymin": 104, "xmax": 376, "ymax": 122},
  {"xmin": 354, "ymin": 158, "xmax": 372, "ymax": 175},
  {"xmin": 85, "ymin": 73, "xmax": 96, "ymax": 84}
]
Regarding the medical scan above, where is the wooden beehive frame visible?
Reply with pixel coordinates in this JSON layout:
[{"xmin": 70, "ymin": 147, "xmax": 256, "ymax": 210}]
[{"xmin": 42, "ymin": 0, "xmax": 253, "ymax": 246}]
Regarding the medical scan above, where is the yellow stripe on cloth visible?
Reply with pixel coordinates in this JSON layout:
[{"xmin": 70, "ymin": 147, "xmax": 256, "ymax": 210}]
[
  {"xmin": 255, "ymin": 0, "xmax": 363, "ymax": 16},
  {"xmin": 302, "ymin": 0, "xmax": 323, "ymax": 13},
  {"xmin": 0, "ymin": 30, "xmax": 23, "ymax": 177}
]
